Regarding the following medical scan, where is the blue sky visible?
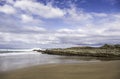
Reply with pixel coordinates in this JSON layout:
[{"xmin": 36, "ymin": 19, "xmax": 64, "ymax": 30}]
[{"xmin": 0, "ymin": 0, "xmax": 120, "ymax": 49}]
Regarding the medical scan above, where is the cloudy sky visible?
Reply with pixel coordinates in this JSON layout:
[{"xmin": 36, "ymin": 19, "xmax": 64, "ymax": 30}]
[{"xmin": 0, "ymin": 0, "xmax": 120, "ymax": 49}]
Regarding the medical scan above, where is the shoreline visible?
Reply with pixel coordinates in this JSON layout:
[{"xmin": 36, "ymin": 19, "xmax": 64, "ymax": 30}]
[
  {"xmin": 34, "ymin": 44, "xmax": 120, "ymax": 58},
  {"xmin": 1, "ymin": 60, "xmax": 120, "ymax": 79}
]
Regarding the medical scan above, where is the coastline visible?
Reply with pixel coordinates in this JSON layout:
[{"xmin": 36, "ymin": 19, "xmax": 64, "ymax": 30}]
[
  {"xmin": 34, "ymin": 44, "xmax": 120, "ymax": 58},
  {"xmin": 0, "ymin": 60, "xmax": 120, "ymax": 79}
]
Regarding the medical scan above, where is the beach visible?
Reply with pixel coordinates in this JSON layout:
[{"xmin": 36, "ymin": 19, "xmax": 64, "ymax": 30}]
[
  {"xmin": 0, "ymin": 0, "xmax": 120, "ymax": 79},
  {"xmin": 0, "ymin": 60, "xmax": 120, "ymax": 79}
]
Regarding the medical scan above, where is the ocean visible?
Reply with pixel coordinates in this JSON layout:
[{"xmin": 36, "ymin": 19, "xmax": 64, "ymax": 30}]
[{"xmin": 0, "ymin": 49, "xmax": 100, "ymax": 72}]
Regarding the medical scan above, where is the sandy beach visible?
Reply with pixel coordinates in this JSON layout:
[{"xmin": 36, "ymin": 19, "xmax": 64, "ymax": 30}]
[{"xmin": 0, "ymin": 60, "xmax": 120, "ymax": 79}]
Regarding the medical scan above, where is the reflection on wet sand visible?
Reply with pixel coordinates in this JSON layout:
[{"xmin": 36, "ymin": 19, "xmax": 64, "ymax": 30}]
[{"xmin": 0, "ymin": 60, "xmax": 120, "ymax": 79}]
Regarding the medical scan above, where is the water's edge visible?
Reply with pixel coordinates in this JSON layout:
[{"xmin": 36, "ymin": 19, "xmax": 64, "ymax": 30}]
[{"xmin": 0, "ymin": 50, "xmax": 119, "ymax": 72}]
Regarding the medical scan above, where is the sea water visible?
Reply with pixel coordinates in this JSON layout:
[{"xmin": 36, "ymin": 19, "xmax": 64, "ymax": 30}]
[{"xmin": 0, "ymin": 49, "xmax": 100, "ymax": 72}]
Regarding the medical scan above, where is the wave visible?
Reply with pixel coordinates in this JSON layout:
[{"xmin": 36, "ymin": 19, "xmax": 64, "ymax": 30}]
[
  {"xmin": 0, "ymin": 49, "xmax": 33, "ymax": 51},
  {"xmin": 0, "ymin": 48, "xmax": 43, "ymax": 52},
  {"xmin": 0, "ymin": 52, "xmax": 40, "ymax": 56},
  {"xmin": 0, "ymin": 49, "xmax": 41, "ymax": 56}
]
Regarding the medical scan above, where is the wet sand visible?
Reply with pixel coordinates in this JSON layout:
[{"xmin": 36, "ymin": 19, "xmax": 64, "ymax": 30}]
[{"xmin": 0, "ymin": 60, "xmax": 120, "ymax": 79}]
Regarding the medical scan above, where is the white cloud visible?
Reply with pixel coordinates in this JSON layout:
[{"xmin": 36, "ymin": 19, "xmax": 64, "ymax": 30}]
[
  {"xmin": 0, "ymin": 1, "xmax": 120, "ymax": 48},
  {"xmin": 57, "ymin": 28, "xmax": 76, "ymax": 33},
  {"xmin": 14, "ymin": 0, "xmax": 65, "ymax": 18},
  {"xmin": 0, "ymin": 32, "xmax": 59, "ymax": 45},
  {"xmin": 54, "ymin": 8, "xmax": 120, "ymax": 46},
  {"xmin": 21, "ymin": 14, "xmax": 34, "ymax": 23},
  {"xmin": 6, "ymin": 0, "xmax": 15, "ymax": 4},
  {"xmin": 0, "ymin": 4, "xmax": 16, "ymax": 14},
  {"xmin": 21, "ymin": 14, "xmax": 43, "ymax": 24},
  {"xmin": 113, "ymin": 14, "xmax": 120, "ymax": 19},
  {"xmin": 63, "ymin": 7, "xmax": 120, "ymax": 37},
  {"xmin": 91, "ymin": 13, "xmax": 108, "ymax": 17},
  {"xmin": 65, "ymin": 7, "xmax": 93, "ymax": 23},
  {"xmin": 23, "ymin": 26, "xmax": 46, "ymax": 32}
]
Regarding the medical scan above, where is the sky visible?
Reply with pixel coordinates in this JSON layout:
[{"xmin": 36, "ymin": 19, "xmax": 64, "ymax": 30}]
[{"xmin": 0, "ymin": 0, "xmax": 120, "ymax": 49}]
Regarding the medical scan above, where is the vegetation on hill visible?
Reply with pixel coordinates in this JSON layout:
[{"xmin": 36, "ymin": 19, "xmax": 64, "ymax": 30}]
[{"xmin": 34, "ymin": 44, "xmax": 120, "ymax": 58}]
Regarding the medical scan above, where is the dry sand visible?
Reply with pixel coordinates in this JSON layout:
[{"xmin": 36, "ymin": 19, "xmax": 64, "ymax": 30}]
[{"xmin": 0, "ymin": 60, "xmax": 120, "ymax": 79}]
